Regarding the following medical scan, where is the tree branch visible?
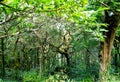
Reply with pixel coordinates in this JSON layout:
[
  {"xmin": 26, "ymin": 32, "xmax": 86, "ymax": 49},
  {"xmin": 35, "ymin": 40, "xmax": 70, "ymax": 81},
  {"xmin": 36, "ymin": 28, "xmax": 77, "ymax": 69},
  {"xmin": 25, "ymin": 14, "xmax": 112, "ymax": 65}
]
[
  {"xmin": 0, "ymin": 32, "xmax": 20, "ymax": 39},
  {"xmin": 0, "ymin": 16, "xmax": 18, "ymax": 25},
  {"xmin": 0, "ymin": 2, "xmax": 21, "ymax": 11}
]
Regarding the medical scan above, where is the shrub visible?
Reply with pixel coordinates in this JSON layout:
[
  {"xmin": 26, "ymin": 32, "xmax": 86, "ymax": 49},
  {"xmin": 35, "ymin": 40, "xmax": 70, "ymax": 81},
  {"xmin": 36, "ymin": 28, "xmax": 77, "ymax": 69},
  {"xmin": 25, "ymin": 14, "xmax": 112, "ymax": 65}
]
[{"xmin": 23, "ymin": 70, "xmax": 43, "ymax": 82}]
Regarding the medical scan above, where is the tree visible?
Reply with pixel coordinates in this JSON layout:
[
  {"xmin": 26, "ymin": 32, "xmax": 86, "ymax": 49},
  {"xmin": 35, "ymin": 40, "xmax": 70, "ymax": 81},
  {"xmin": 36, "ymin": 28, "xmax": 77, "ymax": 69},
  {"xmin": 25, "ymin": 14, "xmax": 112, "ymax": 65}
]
[
  {"xmin": 92, "ymin": 1, "xmax": 120, "ymax": 81},
  {"xmin": 99, "ymin": 10, "xmax": 120, "ymax": 82}
]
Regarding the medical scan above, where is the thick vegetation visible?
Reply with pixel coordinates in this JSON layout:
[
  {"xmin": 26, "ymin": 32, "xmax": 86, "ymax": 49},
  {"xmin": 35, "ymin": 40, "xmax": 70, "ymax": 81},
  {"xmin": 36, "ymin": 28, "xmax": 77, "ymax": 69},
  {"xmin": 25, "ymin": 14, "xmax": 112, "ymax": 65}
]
[{"xmin": 0, "ymin": 0, "xmax": 120, "ymax": 82}]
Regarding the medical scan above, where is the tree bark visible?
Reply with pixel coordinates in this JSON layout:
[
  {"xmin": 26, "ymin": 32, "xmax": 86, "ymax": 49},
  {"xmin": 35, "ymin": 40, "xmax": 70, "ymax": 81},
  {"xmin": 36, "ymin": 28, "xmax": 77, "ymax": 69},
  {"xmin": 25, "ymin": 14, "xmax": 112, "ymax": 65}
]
[
  {"xmin": 99, "ymin": 11, "xmax": 120, "ymax": 82},
  {"xmin": 64, "ymin": 53, "xmax": 70, "ymax": 66},
  {"xmin": 85, "ymin": 49, "xmax": 90, "ymax": 70},
  {"xmin": 1, "ymin": 38, "xmax": 5, "ymax": 79},
  {"xmin": 114, "ymin": 36, "xmax": 120, "ymax": 72},
  {"xmin": 57, "ymin": 50, "xmax": 70, "ymax": 66},
  {"xmin": 39, "ymin": 53, "xmax": 42, "ymax": 81}
]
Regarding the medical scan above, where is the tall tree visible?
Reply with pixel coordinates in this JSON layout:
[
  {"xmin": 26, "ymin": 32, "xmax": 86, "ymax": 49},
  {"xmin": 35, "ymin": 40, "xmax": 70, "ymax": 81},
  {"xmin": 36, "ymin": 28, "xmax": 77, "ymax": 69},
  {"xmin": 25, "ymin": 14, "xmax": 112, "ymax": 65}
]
[
  {"xmin": 99, "ymin": 9, "xmax": 120, "ymax": 82},
  {"xmin": 97, "ymin": 0, "xmax": 120, "ymax": 81}
]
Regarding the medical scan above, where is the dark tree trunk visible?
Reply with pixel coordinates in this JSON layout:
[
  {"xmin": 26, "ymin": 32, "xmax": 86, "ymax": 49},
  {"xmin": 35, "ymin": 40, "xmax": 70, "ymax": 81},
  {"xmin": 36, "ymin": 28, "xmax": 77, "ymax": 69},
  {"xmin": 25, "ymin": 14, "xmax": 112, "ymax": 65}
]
[
  {"xmin": 1, "ymin": 38, "xmax": 5, "ymax": 79},
  {"xmin": 57, "ymin": 50, "xmax": 70, "ymax": 67},
  {"xmin": 114, "ymin": 36, "xmax": 120, "ymax": 72},
  {"xmin": 114, "ymin": 53, "xmax": 118, "ymax": 72},
  {"xmin": 13, "ymin": 37, "xmax": 20, "ymax": 79},
  {"xmin": 99, "ymin": 10, "xmax": 120, "ymax": 82},
  {"xmin": 86, "ymin": 49, "xmax": 90, "ymax": 70},
  {"xmin": 36, "ymin": 48, "xmax": 39, "ymax": 66},
  {"xmin": 64, "ymin": 53, "xmax": 70, "ymax": 66}
]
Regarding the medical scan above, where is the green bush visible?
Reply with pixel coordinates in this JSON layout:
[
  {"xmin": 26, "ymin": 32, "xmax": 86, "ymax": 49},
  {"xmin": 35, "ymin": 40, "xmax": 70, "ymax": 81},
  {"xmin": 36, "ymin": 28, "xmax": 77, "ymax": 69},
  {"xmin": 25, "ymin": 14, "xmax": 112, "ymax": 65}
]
[
  {"xmin": 0, "ymin": 79, "xmax": 3, "ymax": 82},
  {"xmin": 107, "ymin": 74, "xmax": 120, "ymax": 82},
  {"xmin": 23, "ymin": 70, "xmax": 42, "ymax": 82},
  {"xmin": 81, "ymin": 78, "xmax": 93, "ymax": 82}
]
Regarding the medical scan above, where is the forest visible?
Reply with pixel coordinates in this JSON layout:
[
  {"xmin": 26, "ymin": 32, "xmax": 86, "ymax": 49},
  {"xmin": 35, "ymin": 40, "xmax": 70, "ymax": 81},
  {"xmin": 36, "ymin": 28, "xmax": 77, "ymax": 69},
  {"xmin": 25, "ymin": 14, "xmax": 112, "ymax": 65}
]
[{"xmin": 0, "ymin": 0, "xmax": 120, "ymax": 82}]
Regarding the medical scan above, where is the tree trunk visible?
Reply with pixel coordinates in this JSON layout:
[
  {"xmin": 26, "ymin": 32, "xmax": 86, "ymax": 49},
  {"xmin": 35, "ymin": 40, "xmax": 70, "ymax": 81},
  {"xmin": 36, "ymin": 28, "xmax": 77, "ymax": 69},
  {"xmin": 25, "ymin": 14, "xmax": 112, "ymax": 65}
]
[
  {"xmin": 114, "ymin": 40, "xmax": 119, "ymax": 72},
  {"xmin": 99, "ymin": 11, "xmax": 120, "ymax": 82},
  {"xmin": 57, "ymin": 50, "xmax": 70, "ymax": 67},
  {"xmin": 64, "ymin": 53, "xmax": 70, "ymax": 66},
  {"xmin": 13, "ymin": 36, "xmax": 19, "ymax": 79},
  {"xmin": 114, "ymin": 36, "xmax": 120, "ymax": 72},
  {"xmin": 85, "ymin": 49, "xmax": 90, "ymax": 70},
  {"xmin": 1, "ymin": 38, "xmax": 5, "ymax": 79},
  {"xmin": 39, "ymin": 47, "xmax": 43, "ymax": 81}
]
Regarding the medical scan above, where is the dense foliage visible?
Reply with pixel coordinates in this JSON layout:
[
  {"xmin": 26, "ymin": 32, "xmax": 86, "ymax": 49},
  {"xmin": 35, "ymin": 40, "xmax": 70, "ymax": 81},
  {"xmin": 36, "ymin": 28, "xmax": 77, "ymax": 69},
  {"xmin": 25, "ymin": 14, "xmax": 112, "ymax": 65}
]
[{"xmin": 0, "ymin": 0, "xmax": 120, "ymax": 82}]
